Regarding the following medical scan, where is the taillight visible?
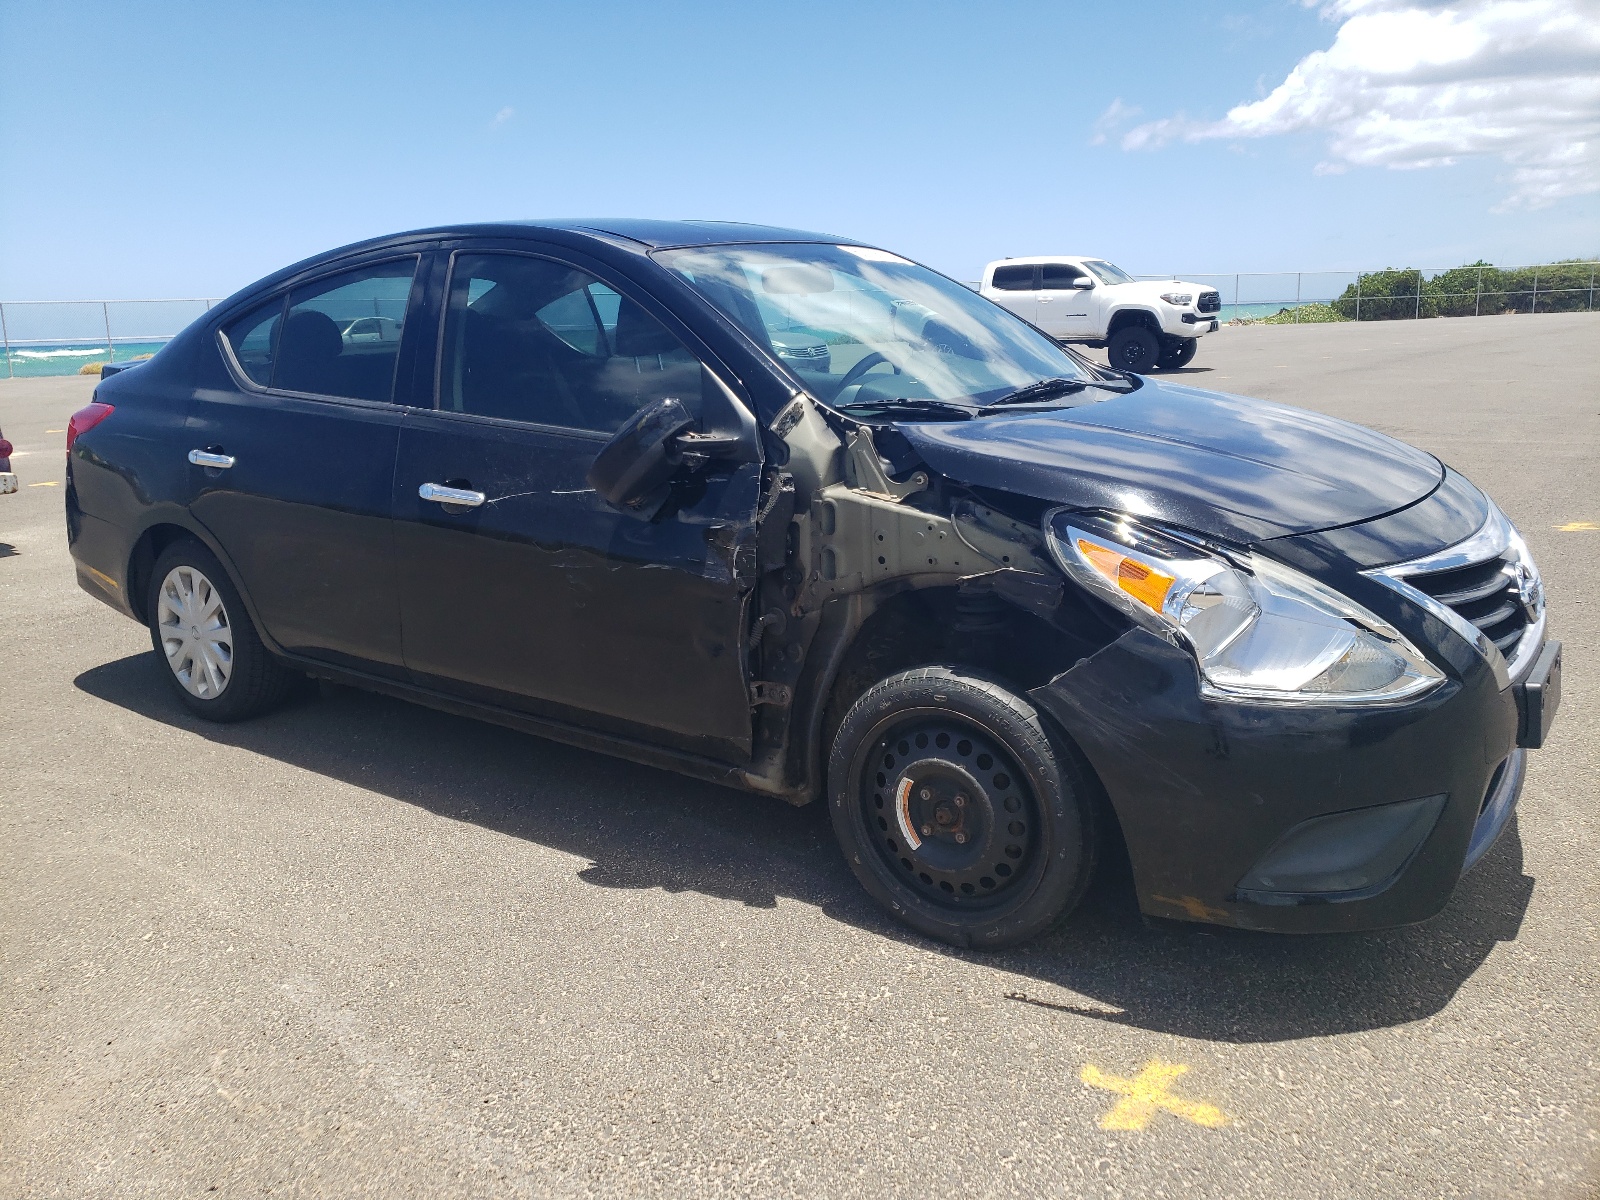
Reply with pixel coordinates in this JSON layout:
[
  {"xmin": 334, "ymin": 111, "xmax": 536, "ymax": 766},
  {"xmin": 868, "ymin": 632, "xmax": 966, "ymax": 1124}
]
[
  {"xmin": 66, "ymin": 402, "xmax": 115, "ymax": 453},
  {"xmin": 0, "ymin": 438, "xmax": 13, "ymax": 459}
]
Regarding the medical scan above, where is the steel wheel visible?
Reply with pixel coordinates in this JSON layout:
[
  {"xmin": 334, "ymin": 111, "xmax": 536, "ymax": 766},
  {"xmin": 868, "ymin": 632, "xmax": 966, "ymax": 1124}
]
[
  {"xmin": 156, "ymin": 564, "xmax": 233, "ymax": 698},
  {"xmin": 859, "ymin": 714, "xmax": 1041, "ymax": 910}
]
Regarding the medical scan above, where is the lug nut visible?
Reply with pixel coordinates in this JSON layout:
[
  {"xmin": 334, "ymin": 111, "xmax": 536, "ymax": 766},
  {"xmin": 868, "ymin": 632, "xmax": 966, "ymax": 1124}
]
[
  {"xmin": 954, "ymin": 832, "xmax": 967, "ymax": 844},
  {"xmin": 955, "ymin": 795, "xmax": 967, "ymax": 807},
  {"xmin": 919, "ymin": 788, "xmax": 932, "ymax": 801},
  {"xmin": 921, "ymin": 825, "xmax": 932, "ymax": 836}
]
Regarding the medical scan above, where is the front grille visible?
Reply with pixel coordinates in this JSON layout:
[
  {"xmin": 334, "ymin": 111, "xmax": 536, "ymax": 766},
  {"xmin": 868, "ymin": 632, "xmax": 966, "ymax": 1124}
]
[
  {"xmin": 1196, "ymin": 290, "xmax": 1221, "ymax": 314},
  {"xmin": 1403, "ymin": 553, "xmax": 1528, "ymax": 657},
  {"xmin": 780, "ymin": 344, "xmax": 829, "ymax": 360}
]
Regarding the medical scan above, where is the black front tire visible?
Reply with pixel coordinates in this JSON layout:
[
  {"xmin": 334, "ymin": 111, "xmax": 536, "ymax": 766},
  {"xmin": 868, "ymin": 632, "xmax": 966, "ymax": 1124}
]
[
  {"xmin": 1157, "ymin": 338, "xmax": 1198, "ymax": 369},
  {"xmin": 1107, "ymin": 326, "xmax": 1161, "ymax": 373},
  {"xmin": 827, "ymin": 666, "xmax": 1097, "ymax": 948},
  {"xmin": 146, "ymin": 539, "xmax": 299, "ymax": 723}
]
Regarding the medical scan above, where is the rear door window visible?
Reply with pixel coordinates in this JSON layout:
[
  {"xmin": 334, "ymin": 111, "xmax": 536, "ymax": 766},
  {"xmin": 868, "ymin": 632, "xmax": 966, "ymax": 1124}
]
[
  {"xmin": 271, "ymin": 259, "xmax": 418, "ymax": 403},
  {"xmin": 990, "ymin": 265, "xmax": 1038, "ymax": 291}
]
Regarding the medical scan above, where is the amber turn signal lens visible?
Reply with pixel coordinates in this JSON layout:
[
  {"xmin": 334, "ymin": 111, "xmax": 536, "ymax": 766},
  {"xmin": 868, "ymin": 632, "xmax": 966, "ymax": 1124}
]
[{"xmin": 1076, "ymin": 538, "xmax": 1177, "ymax": 612}]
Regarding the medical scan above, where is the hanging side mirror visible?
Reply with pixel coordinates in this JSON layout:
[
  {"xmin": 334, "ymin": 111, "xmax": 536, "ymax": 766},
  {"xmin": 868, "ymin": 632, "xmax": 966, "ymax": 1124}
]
[
  {"xmin": 587, "ymin": 397, "xmax": 694, "ymax": 515},
  {"xmin": 1071, "ymin": 277, "xmax": 1095, "ymax": 290},
  {"xmin": 587, "ymin": 397, "xmax": 745, "ymax": 517}
]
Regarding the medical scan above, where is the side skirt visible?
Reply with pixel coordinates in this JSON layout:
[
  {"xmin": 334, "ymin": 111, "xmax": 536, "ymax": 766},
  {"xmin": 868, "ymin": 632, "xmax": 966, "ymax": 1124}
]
[{"xmin": 288, "ymin": 656, "xmax": 809, "ymax": 805}]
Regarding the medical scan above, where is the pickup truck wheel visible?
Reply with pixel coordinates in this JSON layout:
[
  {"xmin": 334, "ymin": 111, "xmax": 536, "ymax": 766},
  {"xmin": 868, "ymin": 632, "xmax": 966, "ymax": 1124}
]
[
  {"xmin": 146, "ymin": 539, "xmax": 299, "ymax": 722},
  {"xmin": 827, "ymin": 666, "xmax": 1097, "ymax": 949},
  {"xmin": 1157, "ymin": 338, "xmax": 1198, "ymax": 369},
  {"xmin": 1107, "ymin": 326, "xmax": 1160, "ymax": 374}
]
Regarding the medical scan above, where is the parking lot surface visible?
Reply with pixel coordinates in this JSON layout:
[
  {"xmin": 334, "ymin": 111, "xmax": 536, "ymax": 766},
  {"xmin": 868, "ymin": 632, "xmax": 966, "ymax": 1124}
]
[{"xmin": 2, "ymin": 313, "xmax": 1596, "ymax": 1198}]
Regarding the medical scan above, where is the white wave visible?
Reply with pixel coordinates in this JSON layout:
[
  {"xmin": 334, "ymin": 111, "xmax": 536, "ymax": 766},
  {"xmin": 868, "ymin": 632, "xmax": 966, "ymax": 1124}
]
[{"xmin": 9, "ymin": 347, "xmax": 112, "ymax": 358}]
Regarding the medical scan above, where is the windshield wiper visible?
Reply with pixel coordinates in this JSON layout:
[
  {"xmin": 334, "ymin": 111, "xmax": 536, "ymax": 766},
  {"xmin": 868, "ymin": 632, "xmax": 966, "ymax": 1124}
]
[
  {"xmin": 834, "ymin": 396, "xmax": 975, "ymax": 420},
  {"xmin": 985, "ymin": 374, "xmax": 1133, "ymax": 408}
]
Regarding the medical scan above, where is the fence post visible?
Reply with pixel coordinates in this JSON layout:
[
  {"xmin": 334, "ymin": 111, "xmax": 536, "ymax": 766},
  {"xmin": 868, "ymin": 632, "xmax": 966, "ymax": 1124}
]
[
  {"xmin": 1590, "ymin": 263, "xmax": 1595, "ymax": 311},
  {"xmin": 1295, "ymin": 272, "xmax": 1302, "ymax": 323},
  {"xmin": 0, "ymin": 302, "xmax": 11, "ymax": 379},
  {"xmin": 1475, "ymin": 266, "xmax": 1482, "ymax": 317},
  {"xmin": 1355, "ymin": 272, "xmax": 1362, "ymax": 322},
  {"xmin": 1233, "ymin": 273, "xmax": 1239, "ymax": 323},
  {"xmin": 102, "ymin": 301, "xmax": 115, "ymax": 363},
  {"xmin": 1531, "ymin": 269, "xmax": 1539, "ymax": 314},
  {"xmin": 1413, "ymin": 270, "xmax": 1421, "ymax": 319}
]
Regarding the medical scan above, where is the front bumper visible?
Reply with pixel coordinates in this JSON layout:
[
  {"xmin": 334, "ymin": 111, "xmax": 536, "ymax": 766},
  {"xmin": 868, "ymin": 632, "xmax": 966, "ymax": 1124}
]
[
  {"xmin": 1157, "ymin": 308, "xmax": 1218, "ymax": 337},
  {"xmin": 1030, "ymin": 626, "xmax": 1541, "ymax": 933}
]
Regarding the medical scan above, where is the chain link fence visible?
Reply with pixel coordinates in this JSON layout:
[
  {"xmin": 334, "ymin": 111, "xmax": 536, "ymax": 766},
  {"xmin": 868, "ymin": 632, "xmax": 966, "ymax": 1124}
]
[
  {"xmin": 1136, "ymin": 261, "xmax": 1600, "ymax": 325},
  {"xmin": 4, "ymin": 260, "xmax": 1597, "ymax": 377}
]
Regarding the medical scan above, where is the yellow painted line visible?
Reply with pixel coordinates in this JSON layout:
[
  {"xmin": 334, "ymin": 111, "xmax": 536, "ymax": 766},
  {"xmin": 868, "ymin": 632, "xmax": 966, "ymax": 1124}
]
[
  {"xmin": 1555, "ymin": 521, "xmax": 1597, "ymax": 532},
  {"xmin": 29, "ymin": 481, "xmax": 59, "ymax": 487},
  {"xmin": 1081, "ymin": 1060, "xmax": 1229, "ymax": 1131},
  {"xmin": 44, "ymin": 428, "xmax": 64, "ymax": 433}
]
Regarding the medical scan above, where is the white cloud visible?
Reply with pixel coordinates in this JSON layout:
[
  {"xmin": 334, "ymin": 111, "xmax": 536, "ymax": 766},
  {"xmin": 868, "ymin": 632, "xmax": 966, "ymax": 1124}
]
[
  {"xmin": 1123, "ymin": 0, "xmax": 1600, "ymax": 209},
  {"xmin": 492, "ymin": 106, "xmax": 515, "ymax": 127},
  {"xmin": 1090, "ymin": 98, "xmax": 1142, "ymax": 145}
]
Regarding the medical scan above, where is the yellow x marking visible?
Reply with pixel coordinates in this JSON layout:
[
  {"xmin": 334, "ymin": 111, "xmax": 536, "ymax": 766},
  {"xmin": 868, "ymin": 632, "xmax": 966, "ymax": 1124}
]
[
  {"xmin": 1081, "ymin": 1059, "xmax": 1228, "ymax": 1130},
  {"xmin": 1555, "ymin": 521, "xmax": 1597, "ymax": 532}
]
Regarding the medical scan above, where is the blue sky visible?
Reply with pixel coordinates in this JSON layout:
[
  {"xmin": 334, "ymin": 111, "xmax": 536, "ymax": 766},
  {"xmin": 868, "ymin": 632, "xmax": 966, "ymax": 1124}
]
[{"xmin": 1, "ymin": 0, "xmax": 1595, "ymax": 300}]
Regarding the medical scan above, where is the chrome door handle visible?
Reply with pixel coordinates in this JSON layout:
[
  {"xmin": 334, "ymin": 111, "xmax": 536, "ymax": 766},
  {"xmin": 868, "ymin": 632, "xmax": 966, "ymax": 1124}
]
[
  {"xmin": 188, "ymin": 449, "xmax": 235, "ymax": 469},
  {"xmin": 418, "ymin": 482, "xmax": 486, "ymax": 508}
]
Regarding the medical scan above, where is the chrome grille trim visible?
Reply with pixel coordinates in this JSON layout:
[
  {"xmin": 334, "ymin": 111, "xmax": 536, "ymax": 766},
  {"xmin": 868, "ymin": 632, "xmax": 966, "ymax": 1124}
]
[{"xmin": 1363, "ymin": 506, "xmax": 1546, "ymax": 691}]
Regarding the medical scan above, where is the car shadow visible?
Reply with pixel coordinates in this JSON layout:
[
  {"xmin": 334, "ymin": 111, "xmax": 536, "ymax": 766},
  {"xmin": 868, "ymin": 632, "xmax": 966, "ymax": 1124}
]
[
  {"xmin": 75, "ymin": 651, "xmax": 1535, "ymax": 1045},
  {"xmin": 0, "ymin": 543, "xmax": 17, "ymax": 559}
]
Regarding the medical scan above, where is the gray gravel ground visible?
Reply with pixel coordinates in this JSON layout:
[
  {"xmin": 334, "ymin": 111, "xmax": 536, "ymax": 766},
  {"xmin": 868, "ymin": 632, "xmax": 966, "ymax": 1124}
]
[{"xmin": 1, "ymin": 313, "xmax": 1596, "ymax": 1199}]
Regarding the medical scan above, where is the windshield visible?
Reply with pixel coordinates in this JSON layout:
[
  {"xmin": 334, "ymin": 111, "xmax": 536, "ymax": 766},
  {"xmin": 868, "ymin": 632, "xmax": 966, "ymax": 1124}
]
[
  {"xmin": 655, "ymin": 243, "xmax": 1096, "ymax": 412},
  {"xmin": 1084, "ymin": 259, "xmax": 1136, "ymax": 286}
]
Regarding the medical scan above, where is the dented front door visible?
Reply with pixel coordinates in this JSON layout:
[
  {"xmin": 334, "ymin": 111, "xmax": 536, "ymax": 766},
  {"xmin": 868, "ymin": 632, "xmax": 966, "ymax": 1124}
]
[{"xmin": 392, "ymin": 415, "xmax": 762, "ymax": 757}]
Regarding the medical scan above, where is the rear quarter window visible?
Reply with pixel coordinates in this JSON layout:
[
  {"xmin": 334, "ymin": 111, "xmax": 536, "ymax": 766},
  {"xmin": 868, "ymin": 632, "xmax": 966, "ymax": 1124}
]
[{"xmin": 223, "ymin": 299, "xmax": 284, "ymax": 386}]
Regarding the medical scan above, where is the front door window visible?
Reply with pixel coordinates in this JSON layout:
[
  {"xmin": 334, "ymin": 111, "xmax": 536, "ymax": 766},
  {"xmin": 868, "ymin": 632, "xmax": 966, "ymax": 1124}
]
[{"xmin": 439, "ymin": 253, "xmax": 705, "ymax": 432}]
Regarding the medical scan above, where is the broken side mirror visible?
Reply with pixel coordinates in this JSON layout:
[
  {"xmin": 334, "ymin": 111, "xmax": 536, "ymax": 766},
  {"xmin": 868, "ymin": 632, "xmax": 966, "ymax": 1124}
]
[
  {"xmin": 587, "ymin": 397, "xmax": 695, "ymax": 515},
  {"xmin": 587, "ymin": 396, "xmax": 746, "ymax": 517}
]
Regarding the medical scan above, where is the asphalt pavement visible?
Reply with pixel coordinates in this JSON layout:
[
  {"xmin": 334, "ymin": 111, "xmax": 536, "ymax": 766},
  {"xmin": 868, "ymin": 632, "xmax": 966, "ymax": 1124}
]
[{"xmin": 2, "ymin": 313, "xmax": 1596, "ymax": 1198}]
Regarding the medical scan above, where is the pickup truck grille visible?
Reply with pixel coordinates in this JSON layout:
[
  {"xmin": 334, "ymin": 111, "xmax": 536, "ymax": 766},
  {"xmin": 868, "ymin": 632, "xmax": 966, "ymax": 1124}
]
[
  {"xmin": 1196, "ymin": 290, "xmax": 1221, "ymax": 314},
  {"xmin": 1402, "ymin": 553, "xmax": 1529, "ymax": 658}
]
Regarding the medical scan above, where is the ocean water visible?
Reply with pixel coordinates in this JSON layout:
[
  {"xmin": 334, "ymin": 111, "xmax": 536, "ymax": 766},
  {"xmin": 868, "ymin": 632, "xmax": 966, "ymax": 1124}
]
[{"xmin": 3, "ymin": 341, "xmax": 171, "ymax": 379}]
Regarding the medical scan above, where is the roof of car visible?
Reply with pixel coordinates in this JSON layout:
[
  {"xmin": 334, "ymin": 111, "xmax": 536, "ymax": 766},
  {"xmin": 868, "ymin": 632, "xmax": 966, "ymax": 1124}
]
[
  {"xmin": 463, "ymin": 218, "xmax": 850, "ymax": 249},
  {"xmin": 209, "ymin": 220, "xmax": 862, "ymax": 319}
]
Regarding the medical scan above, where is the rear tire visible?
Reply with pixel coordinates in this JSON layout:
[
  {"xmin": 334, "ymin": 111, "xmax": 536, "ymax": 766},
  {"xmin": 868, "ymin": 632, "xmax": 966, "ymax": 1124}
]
[
  {"xmin": 146, "ymin": 539, "xmax": 298, "ymax": 722},
  {"xmin": 1107, "ymin": 325, "xmax": 1161, "ymax": 373},
  {"xmin": 1157, "ymin": 338, "xmax": 1198, "ymax": 370},
  {"xmin": 827, "ymin": 666, "xmax": 1097, "ymax": 948}
]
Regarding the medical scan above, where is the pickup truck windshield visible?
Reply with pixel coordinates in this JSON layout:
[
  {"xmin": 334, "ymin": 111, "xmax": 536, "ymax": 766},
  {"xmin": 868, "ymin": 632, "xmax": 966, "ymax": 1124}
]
[
  {"xmin": 656, "ymin": 243, "xmax": 1095, "ymax": 411},
  {"xmin": 1084, "ymin": 259, "xmax": 1136, "ymax": 286}
]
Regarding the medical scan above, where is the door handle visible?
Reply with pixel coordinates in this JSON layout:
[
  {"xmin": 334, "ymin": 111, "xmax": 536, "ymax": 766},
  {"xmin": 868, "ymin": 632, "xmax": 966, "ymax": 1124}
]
[
  {"xmin": 418, "ymin": 482, "xmax": 486, "ymax": 508},
  {"xmin": 188, "ymin": 449, "xmax": 235, "ymax": 469}
]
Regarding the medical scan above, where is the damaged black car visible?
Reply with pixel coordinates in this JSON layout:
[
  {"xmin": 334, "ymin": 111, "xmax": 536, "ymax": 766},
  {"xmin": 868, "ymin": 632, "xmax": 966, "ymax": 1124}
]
[{"xmin": 66, "ymin": 220, "xmax": 1561, "ymax": 947}]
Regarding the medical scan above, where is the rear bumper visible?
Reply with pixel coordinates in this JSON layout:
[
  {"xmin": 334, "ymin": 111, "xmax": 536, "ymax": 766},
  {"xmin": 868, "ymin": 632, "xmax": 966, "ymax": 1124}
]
[{"xmin": 1030, "ymin": 627, "xmax": 1538, "ymax": 934}]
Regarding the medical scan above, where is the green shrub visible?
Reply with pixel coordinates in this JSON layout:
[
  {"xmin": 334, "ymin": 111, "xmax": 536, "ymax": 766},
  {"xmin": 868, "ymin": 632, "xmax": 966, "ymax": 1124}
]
[{"xmin": 1332, "ymin": 258, "xmax": 1598, "ymax": 320}]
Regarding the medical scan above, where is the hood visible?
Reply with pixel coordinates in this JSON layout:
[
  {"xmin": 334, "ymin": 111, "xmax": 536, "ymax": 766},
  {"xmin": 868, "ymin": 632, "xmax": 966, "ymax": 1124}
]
[
  {"xmin": 1111, "ymin": 279, "xmax": 1211, "ymax": 301},
  {"xmin": 895, "ymin": 379, "xmax": 1444, "ymax": 545}
]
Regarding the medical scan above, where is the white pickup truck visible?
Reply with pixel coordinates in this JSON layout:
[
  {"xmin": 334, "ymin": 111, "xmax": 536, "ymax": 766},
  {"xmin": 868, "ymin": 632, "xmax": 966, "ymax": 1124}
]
[{"xmin": 978, "ymin": 256, "xmax": 1221, "ymax": 374}]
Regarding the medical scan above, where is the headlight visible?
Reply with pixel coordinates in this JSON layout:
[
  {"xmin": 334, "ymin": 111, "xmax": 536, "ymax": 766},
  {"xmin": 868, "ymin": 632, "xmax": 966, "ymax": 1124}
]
[
  {"xmin": 1047, "ymin": 514, "xmax": 1445, "ymax": 704},
  {"xmin": 1159, "ymin": 292, "xmax": 1193, "ymax": 306}
]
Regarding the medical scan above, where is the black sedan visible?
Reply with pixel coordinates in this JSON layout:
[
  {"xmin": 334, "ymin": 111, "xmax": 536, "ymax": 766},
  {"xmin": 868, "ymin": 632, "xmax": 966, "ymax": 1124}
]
[{"xmin": 65, "ymin": 220, "xmax": 1560, "ymax": 947}]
